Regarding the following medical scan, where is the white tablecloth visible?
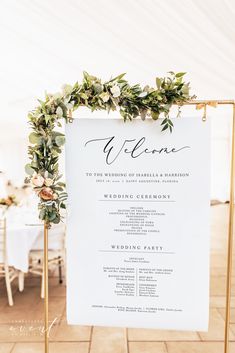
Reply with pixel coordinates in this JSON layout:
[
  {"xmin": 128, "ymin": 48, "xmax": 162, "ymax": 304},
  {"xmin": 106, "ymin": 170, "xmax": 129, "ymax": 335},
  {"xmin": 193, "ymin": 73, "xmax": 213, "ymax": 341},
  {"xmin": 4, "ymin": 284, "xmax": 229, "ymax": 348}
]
[
  {"xmin": 4, "ymin": 206, "xmax": 65, "ymax": 272},
  {"xmin": 6, "ymin": 224, "xmax": 41, "ymax": 272}
]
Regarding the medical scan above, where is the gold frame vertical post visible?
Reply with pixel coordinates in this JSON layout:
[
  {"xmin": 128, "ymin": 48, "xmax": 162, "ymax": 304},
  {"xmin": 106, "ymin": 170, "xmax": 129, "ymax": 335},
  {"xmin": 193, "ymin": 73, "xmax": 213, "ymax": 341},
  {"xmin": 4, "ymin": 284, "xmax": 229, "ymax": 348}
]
[
  {"xmin": 224, "ymin": 103, "xmax": 235, "ymax": 353},
  {"xmin": 44, "ymin": 222, "xmax": 49, "ymax": 353}
]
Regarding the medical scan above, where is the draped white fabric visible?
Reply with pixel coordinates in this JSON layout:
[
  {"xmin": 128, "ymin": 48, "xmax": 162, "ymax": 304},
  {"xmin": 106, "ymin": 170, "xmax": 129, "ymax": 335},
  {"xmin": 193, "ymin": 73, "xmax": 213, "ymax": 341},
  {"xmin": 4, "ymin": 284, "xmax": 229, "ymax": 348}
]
[{"xmin": 0, "ymin": 0, "xmax": 234, "ymax": 199}]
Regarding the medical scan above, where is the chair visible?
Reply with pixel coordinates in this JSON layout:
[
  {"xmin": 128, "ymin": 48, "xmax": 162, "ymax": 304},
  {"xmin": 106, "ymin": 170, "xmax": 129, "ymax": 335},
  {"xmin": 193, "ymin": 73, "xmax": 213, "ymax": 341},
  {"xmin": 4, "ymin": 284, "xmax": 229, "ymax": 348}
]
[
  {"xmin": 0, "ymin": 218, "xmax": 21, "ymax": 306},
  {"xmin": 29, "ymin": 224, "xmax": 66, "ymax": 298}
]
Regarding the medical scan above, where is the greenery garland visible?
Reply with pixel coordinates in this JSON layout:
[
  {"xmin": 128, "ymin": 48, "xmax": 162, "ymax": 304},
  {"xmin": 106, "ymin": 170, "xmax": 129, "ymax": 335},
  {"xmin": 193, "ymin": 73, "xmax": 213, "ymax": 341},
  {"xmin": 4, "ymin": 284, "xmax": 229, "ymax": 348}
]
[{"xmin": 25, "ymin": 71, "xmax": 195, "ymax": 225}]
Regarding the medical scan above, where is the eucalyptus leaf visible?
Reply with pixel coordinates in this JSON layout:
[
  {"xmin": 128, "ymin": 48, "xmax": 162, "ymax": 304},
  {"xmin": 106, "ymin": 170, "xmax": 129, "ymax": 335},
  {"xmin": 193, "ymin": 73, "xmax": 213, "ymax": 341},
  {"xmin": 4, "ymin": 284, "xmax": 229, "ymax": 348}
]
[
  {"xmin": 44, "ymin": 115, "xmax": 50, "ymax": 124},
  {"xmin": 53, "ymin": 216, "xmax": 60, "ymax": 224},
  {"xmin": 29, "ymin": 132, "xmax": 42, "ymax": 145},
  {"xmin": 25, "ymin": 164, "xmax": 35, "ymax": 176},
  {"xmin": 80, "ymin": 93, "xmax": 88, "ymax": 100},
  {"xmin": 55, "ymin": 136, "xmax": 65, "ymax": 146},
  {"xmin": 109, "ymin": 73, "xmax": 126, "ymax": 82},
  {"xmin": 93, "ymin": 83, "xmax": 103, "ymax": 94},
  {"xmin": 48, "ymin": 212, "xmax": 57, "ymax": 221},
  {"xmin": 176, "ymin": 72, "xmax": 186, "ymax": 78},
  {"xmin": 39, "ymin": 209, "xmax": 46, "ymax": 220},
  {"xmin": 151, "ymin": 111, "xmax": 159, "ymax": 120},
  {"xmin": 156, "ymin": 77, "xmax": 162, "ymax": 89}
]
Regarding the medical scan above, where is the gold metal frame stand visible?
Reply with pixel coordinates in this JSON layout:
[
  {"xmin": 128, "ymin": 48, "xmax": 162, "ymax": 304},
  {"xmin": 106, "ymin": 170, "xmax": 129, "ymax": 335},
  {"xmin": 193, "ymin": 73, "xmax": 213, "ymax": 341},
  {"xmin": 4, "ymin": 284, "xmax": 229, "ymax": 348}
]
[
  {"xmin": 43, "ymin": 100, "xmax": 235, "ymax": 353},
  {"xmin": 185, "ymin": 100, "xmax": 235, "ymax": 353},
  {"xmin": 224, "ymin": 103, "xmax": 235, "ymax": 353},
  {"xmin": 44, "ymin": 222, "xmax": 49, "ymax": 353}
]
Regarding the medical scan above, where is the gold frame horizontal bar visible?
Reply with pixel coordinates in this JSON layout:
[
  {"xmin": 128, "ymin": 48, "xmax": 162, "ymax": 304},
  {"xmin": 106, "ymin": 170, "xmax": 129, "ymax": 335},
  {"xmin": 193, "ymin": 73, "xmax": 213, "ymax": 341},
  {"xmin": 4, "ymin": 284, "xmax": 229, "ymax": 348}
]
[{"xmin": 183, "ymin": 100, "xmax": 235, "ymax": 105}]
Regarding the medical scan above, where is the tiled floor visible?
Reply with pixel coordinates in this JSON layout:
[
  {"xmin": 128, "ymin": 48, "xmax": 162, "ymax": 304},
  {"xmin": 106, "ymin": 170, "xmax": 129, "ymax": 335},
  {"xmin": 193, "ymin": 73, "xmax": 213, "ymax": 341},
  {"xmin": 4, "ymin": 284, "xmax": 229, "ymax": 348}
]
[{"xmin": 0, "ymin": 204, "xmax": 235, "ymax": 352}]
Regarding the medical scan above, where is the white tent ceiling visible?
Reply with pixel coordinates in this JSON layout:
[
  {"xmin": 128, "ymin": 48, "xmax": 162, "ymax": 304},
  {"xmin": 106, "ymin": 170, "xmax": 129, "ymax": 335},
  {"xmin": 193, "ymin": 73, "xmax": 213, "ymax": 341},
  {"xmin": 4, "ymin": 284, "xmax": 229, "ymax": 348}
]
[
  {"xmin": 0, "ymin": 0, "xmax": 235, "ymax": 131},
  {"xmin": 0, "ymin": 0, "xmax": 234, "ymax": 198}
]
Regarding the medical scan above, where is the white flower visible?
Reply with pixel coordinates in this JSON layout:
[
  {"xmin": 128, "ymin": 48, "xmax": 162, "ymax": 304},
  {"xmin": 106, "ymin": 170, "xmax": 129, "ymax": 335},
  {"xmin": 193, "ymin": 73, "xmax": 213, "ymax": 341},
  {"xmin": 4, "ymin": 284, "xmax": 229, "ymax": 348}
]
[
  {"xmin": 66, "ymin": 102, "xmax": 74, "ymax": 110},
  {"xmin": 31, "ymin": 173, "xmax": 44, "ymax": 187},
  {"xmin": 56, "ymin": 106, "xmax": 63, "ymax": 118},
  {"xmin": 138, "ymin": 91, "xmax": 148, "ymax": 98},
  {"xmin": 53, "ymin": 92, "xmax": 62, "ymax": 100},
  {"xmin": 44, "ymin": 178, "xmax": 53, "ymax": 187},
  {"xmin": 62, "ymin": 84, "xmax": 73, "ymax": 95},
  {"xmin": 110, "ymin": 85, "xmax": 121, "ymax": 98},
  {"xmin": 100, "ymin": 92, "xmax": 110, "ymax": 103}
]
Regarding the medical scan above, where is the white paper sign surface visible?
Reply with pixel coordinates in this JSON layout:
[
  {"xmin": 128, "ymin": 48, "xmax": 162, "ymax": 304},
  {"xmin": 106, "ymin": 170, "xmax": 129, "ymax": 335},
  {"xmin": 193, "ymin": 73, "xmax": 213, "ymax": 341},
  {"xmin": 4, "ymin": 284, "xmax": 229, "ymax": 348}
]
[{"xmin": 66, "ymin": 116, "xmax": 210, "ymax": 331}]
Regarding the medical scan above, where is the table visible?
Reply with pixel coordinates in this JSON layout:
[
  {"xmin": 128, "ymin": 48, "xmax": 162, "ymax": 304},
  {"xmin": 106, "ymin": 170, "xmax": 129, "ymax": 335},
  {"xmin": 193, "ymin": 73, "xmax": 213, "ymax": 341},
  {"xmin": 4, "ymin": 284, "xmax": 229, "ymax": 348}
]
[
  {"xmin": 6, "ymin": 223, "xmax": 43, "ymax": 272},
  {"xmin": 4, "ymin": 206, "xmax": 65, "ymax": 273}
]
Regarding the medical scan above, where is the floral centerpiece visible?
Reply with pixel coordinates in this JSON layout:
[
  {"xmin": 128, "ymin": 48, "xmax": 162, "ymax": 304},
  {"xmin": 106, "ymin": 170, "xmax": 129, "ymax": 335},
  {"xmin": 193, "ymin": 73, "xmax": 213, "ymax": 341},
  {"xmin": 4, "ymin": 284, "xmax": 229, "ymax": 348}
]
[{"xmin": 0, "ymin": 195, "xmax": 18, "ymax": 217}]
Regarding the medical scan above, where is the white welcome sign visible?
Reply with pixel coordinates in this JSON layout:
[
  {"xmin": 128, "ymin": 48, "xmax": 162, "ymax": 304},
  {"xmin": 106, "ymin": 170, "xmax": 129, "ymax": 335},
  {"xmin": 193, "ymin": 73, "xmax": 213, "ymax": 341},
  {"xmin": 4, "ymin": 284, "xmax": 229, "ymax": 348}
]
[{"xmin": 66, "ymin": 114, "xmax": 210, "ymax": 331}]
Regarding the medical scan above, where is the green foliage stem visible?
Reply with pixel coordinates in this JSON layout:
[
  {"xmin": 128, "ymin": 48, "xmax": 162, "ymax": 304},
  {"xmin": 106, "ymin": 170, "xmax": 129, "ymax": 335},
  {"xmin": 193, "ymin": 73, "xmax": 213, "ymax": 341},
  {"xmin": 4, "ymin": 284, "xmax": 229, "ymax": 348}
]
[{"xmin": 26, "ymin": 72, "xmax": 195, "ymax": 225}]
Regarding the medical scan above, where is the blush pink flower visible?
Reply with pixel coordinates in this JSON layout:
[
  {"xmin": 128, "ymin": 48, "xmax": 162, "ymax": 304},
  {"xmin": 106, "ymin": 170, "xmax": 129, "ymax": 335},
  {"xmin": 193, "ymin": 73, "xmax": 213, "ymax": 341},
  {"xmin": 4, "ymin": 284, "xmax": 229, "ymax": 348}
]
[
  {"xmin": 32, "ymin": 174, "xmax": 44, "ymax": 187},
  {"xmin": 39, "ymin": 187, "xmax": 54, "ymax": 201}
]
